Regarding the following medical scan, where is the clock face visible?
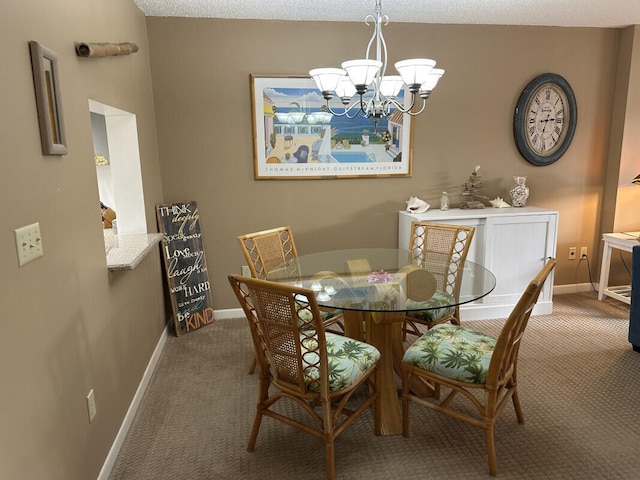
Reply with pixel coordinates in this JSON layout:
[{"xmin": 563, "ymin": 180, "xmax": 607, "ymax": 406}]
[
  {"xmin": 514, "ymin": 73, "xmax": 577, "ymax": 166},
  {"xmin": 524, "ymin": 83, "xmax": 568, "ymax": 156}
]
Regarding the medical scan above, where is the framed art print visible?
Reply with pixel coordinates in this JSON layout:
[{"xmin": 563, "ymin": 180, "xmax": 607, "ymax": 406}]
[{"xmin": 250, "ymin": 74, "xmax": 413, "ymax": 180}]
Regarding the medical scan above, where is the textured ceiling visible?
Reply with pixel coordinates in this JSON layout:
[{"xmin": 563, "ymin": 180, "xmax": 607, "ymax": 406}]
[{"xmin": 133, "ymin": 0, "xmax": 640, "ymax": 28}]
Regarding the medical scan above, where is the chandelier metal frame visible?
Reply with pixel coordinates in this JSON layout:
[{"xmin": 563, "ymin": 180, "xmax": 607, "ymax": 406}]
[{"xmin": 309, "ymin": 0, "xmax": 444, "ymax": 123}]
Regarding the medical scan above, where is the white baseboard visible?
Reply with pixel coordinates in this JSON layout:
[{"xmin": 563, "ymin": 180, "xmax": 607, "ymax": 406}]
[
  {"xmin": 553, "ymin": 282, "xmax": 597, "ymax": 295},
  {"xmin": 97, "ymin": 323, "xmax": 170, "ymax": 480},
  {"xmin": 214, "ymin": 307, "xmax": 244, "ymax": 319},
  {"xmin": 459, "ymin": 300, "xmax": 553, "ymax": 321}
]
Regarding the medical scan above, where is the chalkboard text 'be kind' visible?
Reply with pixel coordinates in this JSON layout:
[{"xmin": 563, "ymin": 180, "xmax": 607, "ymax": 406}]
[{"xmin": 157, "ymin": 202, "xmax": 214, "ymax": 335}]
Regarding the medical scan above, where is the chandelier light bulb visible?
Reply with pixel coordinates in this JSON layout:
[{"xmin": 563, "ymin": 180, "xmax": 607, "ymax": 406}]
[
  {"xmin": 379, "ymin": 75, "xmax": 405, "ymax": 99},
  {"xmin": 309, "ymin": 68, "xmax": 345, "ymax": 99},
  {"xmin": 341, "ymin": 59, "xmax": 383, "ymax": 94},
  {"xmin": 394, "ymin": 58, "xmax": 437, "ymax": 93},
  {"xmin": 335, "ymin": 75, "xmax": 358, "ymax": 103},
  {"xmin": 419, "ymin": 68, "xmax": 445, "ymax": 98}
]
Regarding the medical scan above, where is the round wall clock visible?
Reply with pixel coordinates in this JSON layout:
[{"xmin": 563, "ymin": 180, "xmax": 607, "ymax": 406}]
[{"xmin": 513, "ymin": 73, "xmax": 577, "ymax": 166}]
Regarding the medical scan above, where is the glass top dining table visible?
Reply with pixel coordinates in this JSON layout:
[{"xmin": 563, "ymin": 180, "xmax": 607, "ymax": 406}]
[
  {"xmin": 267, "ymin": 248, "xmax": 496, "ymax": 435},
  {"xmin": 267, "ymin": 248, "xmax": 496, "ymax": 313}
]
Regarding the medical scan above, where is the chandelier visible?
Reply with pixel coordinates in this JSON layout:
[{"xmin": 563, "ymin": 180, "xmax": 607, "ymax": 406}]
[{"xmin": 309, "ymin": 0, "xmax": 444, "ymax": 124}]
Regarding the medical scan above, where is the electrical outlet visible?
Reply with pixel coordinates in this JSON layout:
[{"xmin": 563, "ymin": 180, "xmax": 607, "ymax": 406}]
[
  {"xmin": 241, "ymin": 265, "xmax": 251, "ymax": 276},
  {"xmin": 14, "ymin": 222, "xmax": 43, "ymax": 266},
  {"xmin": 86, "ymin": 389, "xmax": 97, "ymax": 423},
  {"xmin": 580, "ymin": 247, "xmax": 588, "ymax": 259},
  {"xmin": 568, "ymin": 247, "xmax": 577, "ymax": 260}
]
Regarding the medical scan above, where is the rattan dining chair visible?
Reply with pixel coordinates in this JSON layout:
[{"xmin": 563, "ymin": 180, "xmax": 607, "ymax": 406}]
[
  {"xmin": 403, "ymin": 221, "xmax": 476, "ymax": 337},
  {"xmin": 228, "ymin": 274, "xmax": 381, "ymax": 480},
  {"xmin": 236, "ymin": 225, "xmax": 300, "ymax": 281},
  {"xmin": 401, "ymin": 258, "xmax": 556, "ymax": 476},
  {"xmin": 237, "ymin": 226, "xmax": 343, "ymax": 374}
]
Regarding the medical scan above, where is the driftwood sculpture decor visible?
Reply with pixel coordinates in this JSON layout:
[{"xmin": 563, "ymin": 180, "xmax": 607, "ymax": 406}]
[{"xmin": 75, "ymin": 42, "xmax": 139, "ymax": 58}]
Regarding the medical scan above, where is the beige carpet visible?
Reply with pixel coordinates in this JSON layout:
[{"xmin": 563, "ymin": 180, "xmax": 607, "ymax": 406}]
[{"xmin": 108, "ymin": 292, "xmax": 640, "ymax": 479}]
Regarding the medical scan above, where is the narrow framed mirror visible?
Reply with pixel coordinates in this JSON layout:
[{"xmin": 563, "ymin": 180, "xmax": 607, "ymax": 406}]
[{"xmin": 29, "ymin": 41, "xmax": 67, "ymax": 155}]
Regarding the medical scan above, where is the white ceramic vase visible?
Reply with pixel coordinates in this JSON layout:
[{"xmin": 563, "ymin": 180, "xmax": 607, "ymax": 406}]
[
  {"xmin": 440, "ymin": 192, "xmax": 449, "ymax": 211},
  {"xmin": 509, "ymin": 176, "xmax": 529, "ymax": 207}
]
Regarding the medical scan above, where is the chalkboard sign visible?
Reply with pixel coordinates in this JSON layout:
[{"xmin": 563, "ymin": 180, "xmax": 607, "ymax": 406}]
[{"xmin": 156, "ymin": 201, "xmax": 214, "ymax": 336}]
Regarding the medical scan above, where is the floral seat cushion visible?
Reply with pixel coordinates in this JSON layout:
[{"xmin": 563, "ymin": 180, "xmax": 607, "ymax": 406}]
[
  {"xmin": 301, "ymin": 333, "xmax": 380, "ymax": 392},
  {"xmin": 405, "ymin": 290, "xmax": 455, "ymax": 321},
  {"xmin": 403, "ymin": 324, "xmax": 496, "ymax": 384}
]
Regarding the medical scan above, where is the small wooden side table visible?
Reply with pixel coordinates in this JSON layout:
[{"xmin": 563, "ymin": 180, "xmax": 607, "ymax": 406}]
[{"xmin": 598, "ymin": 232, "xmax": 640, "ymax": 304}]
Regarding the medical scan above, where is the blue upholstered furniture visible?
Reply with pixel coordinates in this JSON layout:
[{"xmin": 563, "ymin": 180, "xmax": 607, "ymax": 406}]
[{"xmin": 629, "ymin": 245, "xmax": 640, "ymax": 352}]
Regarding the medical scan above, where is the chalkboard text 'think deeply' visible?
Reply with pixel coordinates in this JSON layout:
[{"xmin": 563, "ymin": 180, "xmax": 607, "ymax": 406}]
[{"xmin": 156, "ymin": 201, "xmax": 214, "ymax": 336}]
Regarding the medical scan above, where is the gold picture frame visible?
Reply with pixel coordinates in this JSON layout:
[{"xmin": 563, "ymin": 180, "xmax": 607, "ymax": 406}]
[{"xmin": 29, "ymin": 41, "xmax": 67, "ymax": 155}]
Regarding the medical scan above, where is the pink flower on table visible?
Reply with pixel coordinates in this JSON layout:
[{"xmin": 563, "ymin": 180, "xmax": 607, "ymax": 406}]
[{"xmin": 368, "ymin": 270, "xmax": 392, "ymax": 283}]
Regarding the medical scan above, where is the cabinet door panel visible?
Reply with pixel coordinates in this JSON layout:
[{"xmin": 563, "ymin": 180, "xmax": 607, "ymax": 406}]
[{"xmin": 483, "ymin": 215, "xmax": 553, "ymax": 305}]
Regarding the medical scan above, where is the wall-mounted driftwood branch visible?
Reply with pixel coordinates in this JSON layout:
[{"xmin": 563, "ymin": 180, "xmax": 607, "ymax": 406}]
[{"xmin": 75, "ymin": 42, "xmax": 139, "ymax": 58}]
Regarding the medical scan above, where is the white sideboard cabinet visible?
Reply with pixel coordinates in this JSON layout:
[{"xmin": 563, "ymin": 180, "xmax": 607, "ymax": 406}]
[{"xmin": 399, "ymin": 206, "xmax": 558, "ymax": 320}]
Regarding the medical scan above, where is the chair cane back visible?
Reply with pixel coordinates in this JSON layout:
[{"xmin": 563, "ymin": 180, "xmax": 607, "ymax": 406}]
[
  {"xmin": 401, "ymin": 258, "xmax": 556, "ymax": 476},
  {"xmin": 236, "ymin": 226, "xmax": 343, "ymax": 375},
  {"xmin": 237, "ymin": 226, "xmax": 300, "ymax": 281},
  {"xmin": 404, "ymin": 222, "xmax": 476, "ymax": 336},
  {"xmin": 228, "ymin": 274, "xmax": 381, "ymax": 480}
]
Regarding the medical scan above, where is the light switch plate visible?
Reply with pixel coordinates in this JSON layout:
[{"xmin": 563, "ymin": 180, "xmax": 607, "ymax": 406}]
[{"xmin": 15, "ymin": 222, "xmax": 43, "ymax": 266}]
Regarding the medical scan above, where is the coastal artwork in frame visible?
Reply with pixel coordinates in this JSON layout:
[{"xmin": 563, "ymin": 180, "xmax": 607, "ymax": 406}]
[{"xmin": 250, "ymin": 74, "xmax": 413, "ymax": 180}]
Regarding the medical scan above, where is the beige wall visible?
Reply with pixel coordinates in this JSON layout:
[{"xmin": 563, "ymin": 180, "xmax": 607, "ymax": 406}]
[
  {"xmin": 147, "ymin": 17, "xmax": 623, "ymax": 309},
  {"xmin": 3, "ymin": 2, "xmax": 640, "ymax": 478},
  {"xmin": 614, "ymin": 26, "xmax": 640, "ymax": 232},
  {"xmin": 1, "ymin": 1, "xmax": 165, "ymax": 479}
]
